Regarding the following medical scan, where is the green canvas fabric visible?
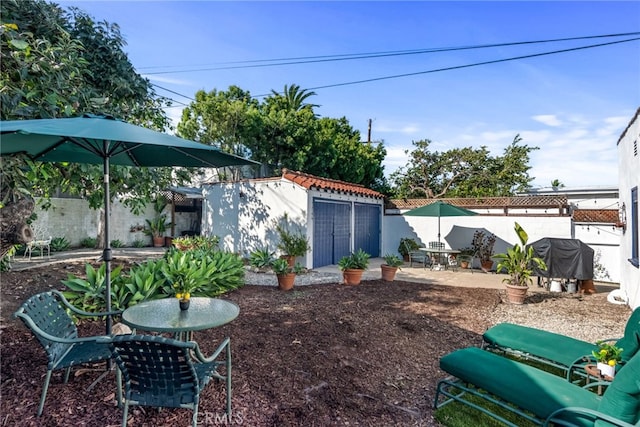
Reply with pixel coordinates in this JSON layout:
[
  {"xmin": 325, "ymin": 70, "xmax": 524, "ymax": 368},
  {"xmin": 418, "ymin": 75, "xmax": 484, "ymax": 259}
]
[
  {"xmin": 596, "ymin": 350, "xmax": 640, "ymax": 426},
  {"xmin": 483, "ymin": 322, "xmax": 598, "ymax": 367},
  {"xmin": 615, "ymin": 308, "xmax": 640, "ymax": 363},
  {"xmin": 440, "ymin": 347, "xmax": 601, "ymax": 427}
]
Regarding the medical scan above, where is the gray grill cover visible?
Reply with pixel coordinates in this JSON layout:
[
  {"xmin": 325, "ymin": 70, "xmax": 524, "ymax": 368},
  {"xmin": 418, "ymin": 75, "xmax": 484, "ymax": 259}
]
[{"xmin": 529, "ymin": 238, "xmax": 594, "ymax": 280}]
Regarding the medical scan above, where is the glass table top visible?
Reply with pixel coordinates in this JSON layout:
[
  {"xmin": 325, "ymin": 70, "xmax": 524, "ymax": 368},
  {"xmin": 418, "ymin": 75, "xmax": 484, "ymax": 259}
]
[{"xmin": 122, "ymin": 297, "xmax": 239, "ymax": 333}]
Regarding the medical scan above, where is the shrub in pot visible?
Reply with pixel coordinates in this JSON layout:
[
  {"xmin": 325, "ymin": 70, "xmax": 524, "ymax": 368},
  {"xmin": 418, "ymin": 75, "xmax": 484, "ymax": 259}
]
[
  {"xmin": 494, "ymin": 222, "xmax": 547, "ymax": 304},
  {"xmin": 398, "ymin": 238, "xmax": 419, "ymax": 261},
  {"xmin": 272, "ymin": 257, "xmax": 303, "ymax": 291},
  {"xmin": 338, "ymin": 249, "xmax": 370, "ymax": 285},
  {"xmin": 276, "ymin": 220, "xmax": 309, "ymax": 267},
  {"xmin": 381, "ymin": 254, "xmax": 403, "ymax": 282}
]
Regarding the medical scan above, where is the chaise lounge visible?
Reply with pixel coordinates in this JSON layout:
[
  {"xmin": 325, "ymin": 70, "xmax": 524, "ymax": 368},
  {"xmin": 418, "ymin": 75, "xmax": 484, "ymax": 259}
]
[
  {"xmin": 434, "ymin": 346, "xmax": 640, "ymax": 426},
  {"xmin": 482, "ymin": 308, "xmax": 640, "ymax": 380}
]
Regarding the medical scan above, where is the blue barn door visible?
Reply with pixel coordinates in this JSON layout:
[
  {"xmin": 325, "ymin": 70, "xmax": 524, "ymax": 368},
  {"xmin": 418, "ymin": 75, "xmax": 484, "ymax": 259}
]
[
  {"xmin": 354, "ymin": 203, "xmax": 381, "ymax": 257},
  {"xmin": 313, "ymin": 200, "xmax": 351, "ymax": 267}
]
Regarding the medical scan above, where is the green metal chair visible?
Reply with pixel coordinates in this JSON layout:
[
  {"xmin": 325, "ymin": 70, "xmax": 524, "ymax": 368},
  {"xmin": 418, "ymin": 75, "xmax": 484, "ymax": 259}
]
[
  {"xmin": 403, "ymin": 240, "xmax": 430, "ymax": 268},
  {"xmin": 108, "ymin": 334, "xmax": 232, "ymax": 427},
  {"xmin": 13, "ymin": 290, "xmax": 122, "ymax": 416}
]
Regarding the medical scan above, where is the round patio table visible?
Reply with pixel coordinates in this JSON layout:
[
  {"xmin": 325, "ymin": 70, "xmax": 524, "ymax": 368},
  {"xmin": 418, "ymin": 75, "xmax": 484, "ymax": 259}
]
[{"xmin": 122, "ymin": 297, "xmax": 240, "ymax": 341}]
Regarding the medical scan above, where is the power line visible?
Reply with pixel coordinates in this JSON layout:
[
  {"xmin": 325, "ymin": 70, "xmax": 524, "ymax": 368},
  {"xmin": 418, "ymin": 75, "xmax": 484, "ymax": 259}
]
[
  {"xmin": 288, "ymin": 37, "xmax": 640, "ymax": 95},
  {"xmin": 150, "ymin": 37, "xmax": 640, "ymax": 105},
  {"xmin": 141, "ymin": 32, "xmax": 640, "ymax": 75}
]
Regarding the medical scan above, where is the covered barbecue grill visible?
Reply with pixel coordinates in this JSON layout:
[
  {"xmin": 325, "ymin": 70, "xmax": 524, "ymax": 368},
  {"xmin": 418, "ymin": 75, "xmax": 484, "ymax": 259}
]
[{"xmin": 529, "ymin": 238, "xmax": 594, "ymax": 287}]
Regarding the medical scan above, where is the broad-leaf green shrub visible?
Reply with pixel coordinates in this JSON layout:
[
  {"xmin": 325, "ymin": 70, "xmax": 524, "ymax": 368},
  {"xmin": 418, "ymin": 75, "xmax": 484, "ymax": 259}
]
[
  {"xmin": 62, "ymin": 263, "xmax": 125, "ymax": 314},
  {"xmin": 61, "ymin": 248, "xmax": 245, "ymax": 313}
]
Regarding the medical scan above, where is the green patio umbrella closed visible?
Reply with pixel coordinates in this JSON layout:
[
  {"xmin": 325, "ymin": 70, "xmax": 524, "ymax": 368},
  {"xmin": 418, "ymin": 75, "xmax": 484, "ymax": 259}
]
[
  {"xmin": 1, "ymin": 114, "xmax": 258, "ymax": 334},
  {"xmin": 403, "ymin": 201, "xmax": 478, "ymax": 243}
]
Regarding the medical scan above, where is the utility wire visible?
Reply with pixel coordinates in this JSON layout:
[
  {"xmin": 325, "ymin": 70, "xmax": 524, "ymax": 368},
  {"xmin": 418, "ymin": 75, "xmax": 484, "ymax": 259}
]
[
  {"xmin": 149, "ymin": 37, "xmax": 640, "ymax": 104},
  {"xmin": 291, "ymin": 37, "xmax": 640, "ymax": 94},
  {"xmin": 141, "ymin": 32, "xmax": 640, "ymax": 75}
]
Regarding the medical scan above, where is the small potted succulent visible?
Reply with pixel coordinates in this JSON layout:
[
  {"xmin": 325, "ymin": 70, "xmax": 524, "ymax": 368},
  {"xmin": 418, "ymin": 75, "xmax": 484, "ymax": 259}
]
[
  {"xmin": 338, "ymin": 249, "xmax": 370, "ymax": 285},
  {"xmin": 271, "ymin": 258, "xmax": 304, "ymax": 291},
  {"xmin": 381, "ymin": 254, "xmax": 403, "ymax": 282}
]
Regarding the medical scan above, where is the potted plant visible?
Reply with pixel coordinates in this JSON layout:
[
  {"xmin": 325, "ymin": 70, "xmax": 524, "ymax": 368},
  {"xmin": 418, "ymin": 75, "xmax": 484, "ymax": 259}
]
[
  {"xmin": 381, "ymin": 254, "xmax": 403, "ymax": 282},
  {"xmin": 338, "ymin": 249, "xmax": 370, "ymax": 285},
  {"xmin": 592, "ymin": 341, "xmax": 623, "ymax": 378},
  {"xmin": 457, "ymin": 247, "xmax": 475, "ymax": 269},
  {"xmin": 271, "ymin": 258, "xmax": 304, "ymax": 291},
  {"xmin": 144, "ymin": 214, "xmax": 172, "ymax": 247},
  {"xmin": 276, "ymin": 222, "xmax": 310, "ymax": 267},
  {"xmin": 161, "ymin": 251, "xmax": 211, "ymax": 310},
  {"xmin": 472, "ymin": 230, "xmax": 496, "ymax": 272},
  {"xmin": 494, "ymin": 222, "xmax": 547, "ymax": 304},
  {"xmin": 398, "ymin": 238, "xmax": 420, "ymax": 262}
]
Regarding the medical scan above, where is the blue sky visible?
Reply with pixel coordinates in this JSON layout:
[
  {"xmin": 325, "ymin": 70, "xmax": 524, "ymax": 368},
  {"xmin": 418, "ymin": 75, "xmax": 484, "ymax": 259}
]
[{"xmin": 57, "ymin": 1, "xmax": 640, "ymax": 188}]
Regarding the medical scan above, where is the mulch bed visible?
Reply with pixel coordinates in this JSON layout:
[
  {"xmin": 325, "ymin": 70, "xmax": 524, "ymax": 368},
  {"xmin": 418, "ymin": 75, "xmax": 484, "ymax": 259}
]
[{"xmin": 0, "ymin": 261, "xmax": 501, "ymax": 426}]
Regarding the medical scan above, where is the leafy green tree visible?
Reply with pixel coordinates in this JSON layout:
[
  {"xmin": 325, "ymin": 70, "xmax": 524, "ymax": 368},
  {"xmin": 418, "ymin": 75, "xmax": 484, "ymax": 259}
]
[
  {"xmin": 0, "ymin": 0, "xmax": 199, "ymax": 248},
  {"xmin": 390, "ymin": 134, "xmax": 538, "ymax": 198},
  {"xmin": 178, "ymin": 85, "xmax": 387, "ymax": 190}
]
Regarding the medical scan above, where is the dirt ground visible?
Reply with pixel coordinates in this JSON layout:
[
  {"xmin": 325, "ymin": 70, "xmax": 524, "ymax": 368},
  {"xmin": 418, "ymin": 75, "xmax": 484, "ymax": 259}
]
[{"xmin": 0, "ymin": 259, "xmax": 629, "ymax": 426}]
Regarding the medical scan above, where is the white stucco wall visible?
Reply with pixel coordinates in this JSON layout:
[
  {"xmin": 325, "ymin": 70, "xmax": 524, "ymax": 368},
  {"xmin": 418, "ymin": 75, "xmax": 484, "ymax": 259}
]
[
  {"xmin": 202, "ymin": 178, "xmax": 310, "ymax": 264},
  {"xmin": 29, "ymin": 198, "xmax": 195, "ymax": 247},
  {"xmin": 618, "ymin": 110, "xmax": 640, "ymax": 309},
  {"xmin": 380, "ymin": 214, "xmax": 624, "ymax": 279}
]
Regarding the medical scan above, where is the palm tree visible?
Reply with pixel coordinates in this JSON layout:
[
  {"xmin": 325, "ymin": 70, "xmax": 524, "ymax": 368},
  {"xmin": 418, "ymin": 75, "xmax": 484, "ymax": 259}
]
[{"xmin": 270, "ymin": 84, "xmax": 318, "ymax": 111}]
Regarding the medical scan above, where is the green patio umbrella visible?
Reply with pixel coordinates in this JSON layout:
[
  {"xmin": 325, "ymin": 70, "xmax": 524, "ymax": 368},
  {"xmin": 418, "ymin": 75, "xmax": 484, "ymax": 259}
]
[
  {"xmin": 404, "ymin": 201, "xmax": 478, "ymax": 243},
  {"xmin": 1, "ymin": 114, "xmax": 258, "ymax": 334}
]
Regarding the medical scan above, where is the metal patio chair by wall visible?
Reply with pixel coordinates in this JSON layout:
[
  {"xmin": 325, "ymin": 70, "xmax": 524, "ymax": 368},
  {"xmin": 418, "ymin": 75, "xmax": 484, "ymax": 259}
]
[
  {"xmin": 108, "ymin": 334, "xmax": 232, "ymax": 427},
  {"xmin": 13, "ymin": 290, "xmax": 122, "ymax": 416},
  {"xmin": 403, "ymin": 240, "xmax": 430, "ymax": 268}
]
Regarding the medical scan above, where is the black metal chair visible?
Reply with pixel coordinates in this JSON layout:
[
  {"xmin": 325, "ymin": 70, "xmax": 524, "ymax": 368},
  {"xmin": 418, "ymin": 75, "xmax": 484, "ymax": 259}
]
[
  {"xmin": 13, "ymin": 290, "xmax": 122, "ymax": 416},
  {"xmin": 108, "ymin": 334, "xmax": 232, "ymax": 427}
]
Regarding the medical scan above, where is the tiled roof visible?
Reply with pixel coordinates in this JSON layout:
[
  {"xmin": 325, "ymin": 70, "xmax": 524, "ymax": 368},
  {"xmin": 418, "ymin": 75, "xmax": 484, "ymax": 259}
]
[
  {"xmin": 387, "ymin": 196, "xmax": 570, "ymax": 210},
  {"xmin": 282, "ymin": 169, "xmax": 383, "ymax": 198},
  {"xmin": 572, "ymin": 209, "xmax": 619, "ymax": 223}
]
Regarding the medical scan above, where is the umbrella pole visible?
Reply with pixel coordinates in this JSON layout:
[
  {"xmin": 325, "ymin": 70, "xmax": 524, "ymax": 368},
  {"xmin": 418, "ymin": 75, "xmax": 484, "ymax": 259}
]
[{"xmin": 103, "ymin": 152, "xmax": 113, "ymax": 336}]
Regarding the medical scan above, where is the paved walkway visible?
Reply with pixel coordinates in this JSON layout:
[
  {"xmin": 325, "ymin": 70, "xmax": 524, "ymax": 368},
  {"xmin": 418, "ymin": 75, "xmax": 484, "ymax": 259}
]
[
  {"xmin": 9, "ymin": 247, "xmax": 521, "ymax": 291},
  {"xmin": 10, "ymin": 247, "xmax": 616, "ymax": 293}
]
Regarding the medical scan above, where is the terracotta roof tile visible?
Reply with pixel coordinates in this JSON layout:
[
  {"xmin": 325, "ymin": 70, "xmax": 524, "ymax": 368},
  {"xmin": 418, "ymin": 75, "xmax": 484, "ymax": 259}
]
[{"xmin": 282, "ymin": 169, "xmax": 383, "ymax": 198}]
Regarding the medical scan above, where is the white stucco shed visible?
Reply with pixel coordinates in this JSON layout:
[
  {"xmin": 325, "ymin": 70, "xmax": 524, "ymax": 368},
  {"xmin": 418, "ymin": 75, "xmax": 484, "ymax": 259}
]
[{"xmin": 201, "ymin": 169, "xmax": 385, "ymax": 269}]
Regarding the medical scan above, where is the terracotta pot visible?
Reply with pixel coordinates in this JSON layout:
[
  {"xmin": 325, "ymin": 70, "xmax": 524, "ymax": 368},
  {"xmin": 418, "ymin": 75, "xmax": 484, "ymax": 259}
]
[
  {"xmin": 165, "ymin": 236, "xmax": 174, "ymax": 247},
  {"xmin": 152, "ymin": 236, "xmax": 164, "ymax": 247},
  {"xmin": 280, "ymin": 255, "xmax": 296, "ymax": 268},
  {"xmin": 505, "ymin": 284, "xmax": 528, "ymax": 304},
  {"xmin": 460, "ymin": 261, "xmax": 470, "ymax": 269},
  {"xmin": 381, "ymin": 265, "xmax": 398, "ymax": 282},
  {"xmin": 277, "ymin": 273, "xmax": 296, "ymax": 291},
  {"xmin": 480, "ymin": 259, "xmax": 493, "ymax": 272},
  {"xmin": 342, "ymin": 268, "xmax": 364, "ymax": 286}
]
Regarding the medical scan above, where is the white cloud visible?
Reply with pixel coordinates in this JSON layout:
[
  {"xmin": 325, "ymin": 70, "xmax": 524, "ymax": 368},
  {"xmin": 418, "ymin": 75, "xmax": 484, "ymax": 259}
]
[{"xmin": 532, "ymin": 115, "xmax": 562, "ymax": 127}]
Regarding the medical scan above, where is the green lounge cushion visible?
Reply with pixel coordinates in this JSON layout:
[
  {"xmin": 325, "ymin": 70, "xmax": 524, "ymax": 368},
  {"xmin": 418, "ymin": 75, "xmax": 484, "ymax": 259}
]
[
  {"xmin": 596, "ymin": 350, "xmax": 640, "ymax": 426},
  {"xmin": 440, "ymin": 347, "xmax": 601, "ymax": 426},
  {"xmin": 615, "ymin": 308, "xmax": 640, "ymax": 363},
  {"xmin": 483, "ymin": 322, "xmax": 597, "ymax": 368}
]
